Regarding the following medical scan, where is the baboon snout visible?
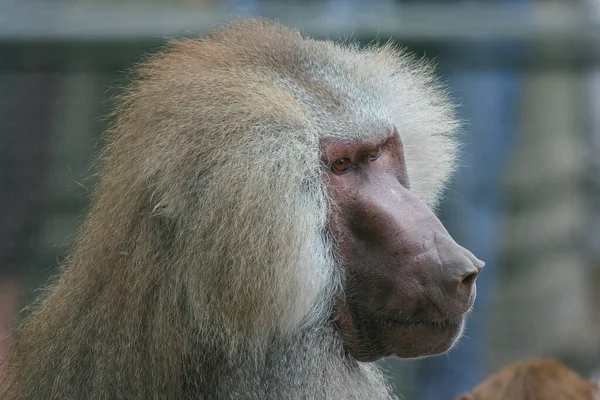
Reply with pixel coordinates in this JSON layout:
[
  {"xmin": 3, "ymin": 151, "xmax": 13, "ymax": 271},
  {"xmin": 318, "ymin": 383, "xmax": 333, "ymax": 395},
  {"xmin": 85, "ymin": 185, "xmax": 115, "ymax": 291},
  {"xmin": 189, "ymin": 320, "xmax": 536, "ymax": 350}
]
[{"xmin": 433, "ymin": 232, "xmax": 485, "ymax": 299}]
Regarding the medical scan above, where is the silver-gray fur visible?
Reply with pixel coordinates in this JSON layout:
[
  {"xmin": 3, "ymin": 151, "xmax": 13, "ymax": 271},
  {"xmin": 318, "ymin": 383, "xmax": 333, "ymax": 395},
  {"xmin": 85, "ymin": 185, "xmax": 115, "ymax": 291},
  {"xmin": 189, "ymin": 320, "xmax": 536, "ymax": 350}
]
[{"xmin": 1, "ymin": 19, "xmax": 459, "ymax": 400}]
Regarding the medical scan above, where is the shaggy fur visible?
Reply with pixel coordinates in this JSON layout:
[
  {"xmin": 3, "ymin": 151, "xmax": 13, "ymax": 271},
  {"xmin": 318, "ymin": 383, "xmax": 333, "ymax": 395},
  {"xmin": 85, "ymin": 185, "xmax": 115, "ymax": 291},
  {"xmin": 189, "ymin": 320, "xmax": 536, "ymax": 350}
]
[{"xmin": 1, "ymin": 19, "xmax": 459, "ymax": 399}]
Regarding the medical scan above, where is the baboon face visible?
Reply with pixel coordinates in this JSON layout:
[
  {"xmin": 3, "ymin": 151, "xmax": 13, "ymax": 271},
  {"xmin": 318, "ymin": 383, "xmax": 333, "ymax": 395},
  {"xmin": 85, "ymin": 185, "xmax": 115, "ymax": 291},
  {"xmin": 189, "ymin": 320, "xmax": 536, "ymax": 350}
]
[{"xmin": 326, "ymin": 126, "xmax": 484, "ymax": 362}]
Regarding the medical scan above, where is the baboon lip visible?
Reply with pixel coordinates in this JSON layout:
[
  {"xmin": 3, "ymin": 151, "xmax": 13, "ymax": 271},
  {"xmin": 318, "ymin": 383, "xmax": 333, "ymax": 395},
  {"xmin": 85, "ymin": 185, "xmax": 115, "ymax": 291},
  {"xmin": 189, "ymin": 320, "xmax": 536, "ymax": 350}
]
[
  {"xmin": 385, "ymin": 317, "xmax": 460, "ymax": 328},
  {"xmin": 382, "ymin": 309, "xmax": 470, "ymax": 329}
]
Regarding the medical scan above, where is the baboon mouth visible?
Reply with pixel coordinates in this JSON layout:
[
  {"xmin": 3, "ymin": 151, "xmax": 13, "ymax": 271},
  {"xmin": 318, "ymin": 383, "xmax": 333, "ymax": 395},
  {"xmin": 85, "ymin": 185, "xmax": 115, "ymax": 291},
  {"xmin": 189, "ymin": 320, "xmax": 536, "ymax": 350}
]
[
  {"xmin": 382, "ymin": 307, "xmax": 472, "ymax": 330},
  {"xmin": 368, "ymin": 313, "xmax": 467, "ymax": 359},
  {"xmin": 385, "ymin": 317, "xmax": 461, "ymax": 329}
]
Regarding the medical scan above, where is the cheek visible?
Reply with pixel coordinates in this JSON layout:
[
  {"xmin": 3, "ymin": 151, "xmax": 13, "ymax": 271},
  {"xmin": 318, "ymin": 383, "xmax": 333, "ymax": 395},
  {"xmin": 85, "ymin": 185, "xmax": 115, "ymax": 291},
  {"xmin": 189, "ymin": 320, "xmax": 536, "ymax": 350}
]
[
  {"xmin": 342, "ymin": 253, "xmax": 422, "ymax": 316},
  {"xmin": 327, "ymin": 191, "xmax": 403, "ymax": 305},
  {"xmin": 328, "ymin": 208, "xmax": 421, "ymax": 314}
]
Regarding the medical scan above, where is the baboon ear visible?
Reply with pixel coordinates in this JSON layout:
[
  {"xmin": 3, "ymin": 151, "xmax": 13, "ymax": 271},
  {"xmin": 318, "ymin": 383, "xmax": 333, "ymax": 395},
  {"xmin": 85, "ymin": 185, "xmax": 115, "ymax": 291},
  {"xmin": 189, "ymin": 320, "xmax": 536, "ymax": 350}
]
[{"xmin": 455, "ymin": 393, "xmax": 476, "ymax": 400}]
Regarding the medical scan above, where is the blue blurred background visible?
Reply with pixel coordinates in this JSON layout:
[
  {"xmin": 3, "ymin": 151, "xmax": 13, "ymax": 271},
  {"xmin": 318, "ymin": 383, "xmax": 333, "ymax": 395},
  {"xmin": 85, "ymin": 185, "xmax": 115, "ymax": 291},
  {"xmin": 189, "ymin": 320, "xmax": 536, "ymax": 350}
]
[{"xmin": 2, "ymin": 1, "xmax": 600, "ymax": 398}]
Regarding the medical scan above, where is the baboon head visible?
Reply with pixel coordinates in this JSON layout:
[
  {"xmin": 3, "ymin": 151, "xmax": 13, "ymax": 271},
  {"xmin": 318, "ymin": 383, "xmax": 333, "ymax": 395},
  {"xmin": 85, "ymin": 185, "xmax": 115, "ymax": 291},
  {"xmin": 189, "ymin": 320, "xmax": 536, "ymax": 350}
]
[{"xmin": 2, "ymin": 18, "xmax": 484, "ymax": 400}]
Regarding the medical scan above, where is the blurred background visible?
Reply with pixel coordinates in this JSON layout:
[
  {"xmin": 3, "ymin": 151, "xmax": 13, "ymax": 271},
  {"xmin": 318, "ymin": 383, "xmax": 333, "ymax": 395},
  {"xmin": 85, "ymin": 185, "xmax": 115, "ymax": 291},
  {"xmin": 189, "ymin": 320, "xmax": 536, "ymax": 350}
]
[{"xmin": 1, "ymin": 0, "xmax": 600, "ymax": 398}]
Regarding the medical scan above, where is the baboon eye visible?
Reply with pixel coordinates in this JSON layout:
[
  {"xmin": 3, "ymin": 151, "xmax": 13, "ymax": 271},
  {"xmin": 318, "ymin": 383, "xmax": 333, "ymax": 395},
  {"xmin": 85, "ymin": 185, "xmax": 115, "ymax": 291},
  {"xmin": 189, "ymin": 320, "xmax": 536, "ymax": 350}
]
[
  {"xmin": 331, "ymin": 158, "xmax": 353, "ymax": 173},
  {"xmin": 369, "ymin": 147, "xmax": 382, "ymax": 161}
]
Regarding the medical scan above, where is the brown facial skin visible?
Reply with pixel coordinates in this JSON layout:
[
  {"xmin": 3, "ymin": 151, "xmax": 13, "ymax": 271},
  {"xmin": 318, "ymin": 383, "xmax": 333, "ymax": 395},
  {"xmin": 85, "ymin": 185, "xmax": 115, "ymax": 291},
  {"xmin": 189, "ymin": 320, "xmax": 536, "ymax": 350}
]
[
  {"xmin": 325, "ymin": 127, "xmax": 485, "ymax": 362},
  {"xmin": 456, "ymin": 359, "xmax": 600, "ymax": 400}
]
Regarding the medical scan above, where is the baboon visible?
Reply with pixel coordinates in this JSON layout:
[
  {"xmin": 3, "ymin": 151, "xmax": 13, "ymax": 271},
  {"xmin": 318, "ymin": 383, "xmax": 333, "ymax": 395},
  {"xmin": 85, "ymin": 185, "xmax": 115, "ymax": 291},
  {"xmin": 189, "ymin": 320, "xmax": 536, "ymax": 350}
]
[
  {"xmin": 1, "ymin": 19, "xmax": 484, "ymax": 399},
  {"xmin": 456, "ymin": 359, "xmax": 600, "ymax": 400}
]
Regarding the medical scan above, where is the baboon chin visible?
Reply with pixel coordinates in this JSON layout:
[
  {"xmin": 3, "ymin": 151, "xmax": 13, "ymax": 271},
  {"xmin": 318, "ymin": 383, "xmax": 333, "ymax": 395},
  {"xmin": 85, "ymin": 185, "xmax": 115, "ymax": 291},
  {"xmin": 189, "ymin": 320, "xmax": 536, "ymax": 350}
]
[{"xmin": 1, "ymin": 18, "xmax": 483, "ymax": 400}]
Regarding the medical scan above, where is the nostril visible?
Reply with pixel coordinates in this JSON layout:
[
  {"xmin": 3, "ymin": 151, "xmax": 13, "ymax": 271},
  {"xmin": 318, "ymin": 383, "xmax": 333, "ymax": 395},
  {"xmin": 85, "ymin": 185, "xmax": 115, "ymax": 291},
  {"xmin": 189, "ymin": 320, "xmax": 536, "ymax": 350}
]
[{"xmin": 461, "ymin": 270, "xmax": 478, "ymax": 288}]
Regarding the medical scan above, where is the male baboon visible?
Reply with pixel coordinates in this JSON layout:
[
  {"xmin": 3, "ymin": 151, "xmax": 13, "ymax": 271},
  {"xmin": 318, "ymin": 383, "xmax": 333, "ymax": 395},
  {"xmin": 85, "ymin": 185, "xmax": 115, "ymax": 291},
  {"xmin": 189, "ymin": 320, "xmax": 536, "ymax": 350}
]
[
  {"xmin": 1, "ymin": 19, "xmax": 484, "ymax": 399},
  {"xmin": 456, "ymin": 359, "xmax": 600, "ymax": 400}
]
